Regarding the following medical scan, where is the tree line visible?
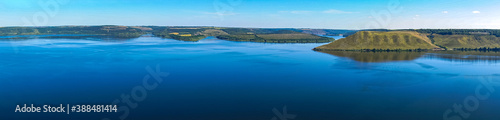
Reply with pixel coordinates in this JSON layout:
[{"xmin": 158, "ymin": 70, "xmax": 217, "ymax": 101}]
[
  {"xmin": 454, "ymin": 47, "xmax": 500, "ymax": 52},
  {"xmin": 415, "ymin": 29, "xmax": 500, "ymax": 37}
]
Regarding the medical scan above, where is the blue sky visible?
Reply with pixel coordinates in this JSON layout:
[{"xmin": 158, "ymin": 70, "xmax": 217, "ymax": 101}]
[{"xmin": 0, "ymin": 0, "xmax": 499, "ymax": 29}]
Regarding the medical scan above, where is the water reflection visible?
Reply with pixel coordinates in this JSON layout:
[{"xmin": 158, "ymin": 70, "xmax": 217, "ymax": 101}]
[
  {"xmin": 320, "ymin": 51, "xmax": 500, "ymax": 63},
  {"xmin": 319, "ymin": 51, "xmax": 425, "ymax": 62},
  {"xmin": 425, "ymin": 51, "xmax": 500, "ymax": 63}
]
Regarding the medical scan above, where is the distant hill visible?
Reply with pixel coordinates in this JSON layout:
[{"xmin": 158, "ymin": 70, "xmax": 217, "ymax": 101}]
[
  {"xmin": 298, "ymin": 29, "xmax": 357, "ymax": 36},
  {"xmin": 314, "ymin": 31, "xmax": 440, "ymax": 51},
  {"xmin": 0, "ymin": 26, "xmax": 144, "ymax": 38},
  {"xmin": 0, "ymin": 26, "xmax": 351, "ymax": 43},
  {"xmin": 341, "ymin": 29, "xmax": 391, "ymax": 37},
  {"xmin": 153, "ymin": 27, "xmax": 336, "ymax": 43},
  {"xmin": 216, "ymin": 32, "xmax": 335, "ymax": 43}
]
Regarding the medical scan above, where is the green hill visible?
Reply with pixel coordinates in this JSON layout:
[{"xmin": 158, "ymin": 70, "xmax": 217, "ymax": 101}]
[
  {"xmin": 432, "ymin": 35, "xmax": 500, "ymax": 49},
  {"xmin": 314, "ymin": 31, "xmax": 440, "ymax": 51}
]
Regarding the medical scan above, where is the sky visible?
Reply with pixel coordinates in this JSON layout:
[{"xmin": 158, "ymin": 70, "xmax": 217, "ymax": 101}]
[{"xmin": 0, "ymin": 0, "xmax": 499, "ymax": 29}]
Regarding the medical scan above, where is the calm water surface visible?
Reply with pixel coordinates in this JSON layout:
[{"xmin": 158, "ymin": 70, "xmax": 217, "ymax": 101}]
[{"xmin": 1, "ymin": 36, "xmax": 500, "ymax": 120}]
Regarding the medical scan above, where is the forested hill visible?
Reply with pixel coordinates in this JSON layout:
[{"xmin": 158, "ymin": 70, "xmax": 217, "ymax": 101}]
[{"xmin": 0, "ymin": 26, "xmax": 146, "ymax": 38}]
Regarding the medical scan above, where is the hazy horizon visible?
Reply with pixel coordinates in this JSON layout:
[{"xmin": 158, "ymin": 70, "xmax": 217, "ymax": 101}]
[
  {"xmin": 1, "ymin": 0, "xmax": 499, "ymax": 29},
  {"xmin": 3, "ymin": 25, "xmax": 500, "ymax": 30}
]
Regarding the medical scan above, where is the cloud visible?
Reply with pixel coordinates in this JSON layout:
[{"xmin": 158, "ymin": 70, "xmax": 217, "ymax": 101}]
[
  {"xmin": 472, "ymin": 11, "xmax": 481, "ymax": 14},
  {"xmin": 279, "ymin": 9, "xmax": 355, "ymax": 15},
  {"xmin": 322, "ymin": 9, "xmax": 354, "ymax": 14},
  {"xmin": 413, "ymin": 15, "xmax": 420, "ymax": 20},
  {"xmin": 442, "ymin": 11, "xmax": 448, "ymax": 14},
  {"xmin": 279, "ymin": 10, "xmax": 314, "ymax": 14},
  {"xmin": 202, "ymin": 11, "xmax": 239, "ymax": 16}
]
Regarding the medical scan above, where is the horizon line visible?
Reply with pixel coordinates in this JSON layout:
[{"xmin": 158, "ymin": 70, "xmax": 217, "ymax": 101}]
[{"xmin": 1, "ymin": 25, "xmax": 500, "ymax": 30}]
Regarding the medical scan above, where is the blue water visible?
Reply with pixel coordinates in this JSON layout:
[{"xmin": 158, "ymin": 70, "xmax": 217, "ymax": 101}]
[
  {"xmin": 0, "ymin": 34, "xmax": 98, "ymax": 39},
  {"xmin": 1, "ymin": 36, "xmax": 500, "ymax": 120}
]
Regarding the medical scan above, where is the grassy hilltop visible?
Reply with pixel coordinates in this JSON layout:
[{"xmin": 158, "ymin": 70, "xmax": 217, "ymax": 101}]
[
  {"xmin": 314, "ymin": 31, "xmax": 440, "ymax": 51},
  {"xmin": 416, "ymin": 29, "xmax": 500, "ymax": 50},
  {"xmin": 432, "ymin": 35, "xmax": 500, "ymax": 49},
  {"xmin": 315, "ymin": 29, "xmax": 500, "ymax": 51}
]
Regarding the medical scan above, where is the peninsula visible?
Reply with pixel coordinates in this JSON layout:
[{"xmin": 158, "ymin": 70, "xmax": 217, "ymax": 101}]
[{"xmin": 314, "ymin": 29, "xmax": 500, "ymax": 51}]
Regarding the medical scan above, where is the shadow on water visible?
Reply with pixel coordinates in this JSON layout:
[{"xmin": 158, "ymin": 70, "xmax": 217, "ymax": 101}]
[{"xmin": 319, "ymin": 51, "xmax": 500, "ymax": 63}]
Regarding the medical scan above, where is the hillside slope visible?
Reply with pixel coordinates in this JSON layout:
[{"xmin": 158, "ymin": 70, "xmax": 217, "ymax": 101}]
[
  {"xmin": 432, "ymin": 35, "xmax": 500, "ymax": 49},
  {"xmin": 314, "ymin": 31, "xmax": 440, "ymax": 51}
]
